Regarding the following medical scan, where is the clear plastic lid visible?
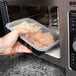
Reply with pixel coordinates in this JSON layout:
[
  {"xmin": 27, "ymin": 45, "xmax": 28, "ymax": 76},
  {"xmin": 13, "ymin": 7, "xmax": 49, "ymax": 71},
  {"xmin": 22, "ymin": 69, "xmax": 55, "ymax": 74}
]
[{"xmin": 6, "ymin": 18, "xmax": 59, "ymax": 52}]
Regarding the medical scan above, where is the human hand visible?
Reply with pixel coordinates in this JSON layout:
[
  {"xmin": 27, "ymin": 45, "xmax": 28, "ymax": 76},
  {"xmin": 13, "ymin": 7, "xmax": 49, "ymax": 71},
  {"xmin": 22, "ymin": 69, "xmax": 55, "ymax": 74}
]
[{"xmin": 0, "ymin": 29, "xmax": 32, "ymax": 55}]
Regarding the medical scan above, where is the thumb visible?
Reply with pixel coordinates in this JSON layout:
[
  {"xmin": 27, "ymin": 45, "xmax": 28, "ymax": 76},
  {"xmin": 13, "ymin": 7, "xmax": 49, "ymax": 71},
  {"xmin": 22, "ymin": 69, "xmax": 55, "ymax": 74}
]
[{"xmin": 3, "ymin": 29, "xmax": 30, "ymax": 47}]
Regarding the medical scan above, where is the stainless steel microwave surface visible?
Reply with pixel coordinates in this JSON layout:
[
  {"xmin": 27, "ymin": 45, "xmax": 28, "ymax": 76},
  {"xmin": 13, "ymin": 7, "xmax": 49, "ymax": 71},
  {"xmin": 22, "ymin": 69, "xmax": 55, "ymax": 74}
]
[
  {"xmin": 6, "ymin": 0, "xmax": 48, "ymax": 6},
  {"xmin": 2, "ymin": 0, "xmax": 76, "ymax": 76}
]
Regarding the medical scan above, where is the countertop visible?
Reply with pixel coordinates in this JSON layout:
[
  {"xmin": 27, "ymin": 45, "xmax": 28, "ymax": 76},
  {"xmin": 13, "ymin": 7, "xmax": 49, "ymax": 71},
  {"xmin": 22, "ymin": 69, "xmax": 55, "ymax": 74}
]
[{"xmin": 0, "ymin": 54, "xmax": 65, "ymax": 76}]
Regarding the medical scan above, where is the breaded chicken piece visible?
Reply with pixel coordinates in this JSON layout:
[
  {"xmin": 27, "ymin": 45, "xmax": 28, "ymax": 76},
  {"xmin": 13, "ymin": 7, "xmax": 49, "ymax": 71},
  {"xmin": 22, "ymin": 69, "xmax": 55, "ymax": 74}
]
[
  {"xmin": 39, "ymin": 32, "xmax": 54, "ymax": 46},
  {"xmin": 34, "ymin": 41, "xmax": 45, "ymax": 48},
  {"xmin": 28, "ymin": 30, "xmax": 54, "ymax": 48},
  {"xmin": 32, "ymin": 30, "xmax": 42, "ymax": 40}
]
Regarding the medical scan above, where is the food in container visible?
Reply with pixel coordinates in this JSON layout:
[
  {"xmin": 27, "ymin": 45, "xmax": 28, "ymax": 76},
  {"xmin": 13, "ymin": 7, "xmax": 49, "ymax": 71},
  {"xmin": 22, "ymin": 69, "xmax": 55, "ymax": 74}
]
[
  {"xmin": 6, "ymin": 18, "xmax": 59, "ymax": 52},
  {"xmin": 28, "ymin": 29, "xmax": 54, "ymax": 48},
  {"xmin": 12, "ymin": 21, "xmax": 41, "ymax": 33}
]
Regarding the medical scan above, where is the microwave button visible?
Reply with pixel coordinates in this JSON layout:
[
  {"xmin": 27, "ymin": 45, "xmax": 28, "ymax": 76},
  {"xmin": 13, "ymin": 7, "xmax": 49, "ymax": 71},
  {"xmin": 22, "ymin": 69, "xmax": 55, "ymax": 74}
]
[{"xmin": 72, "ymin": 40, "xmax": 76, "ymax": 52}]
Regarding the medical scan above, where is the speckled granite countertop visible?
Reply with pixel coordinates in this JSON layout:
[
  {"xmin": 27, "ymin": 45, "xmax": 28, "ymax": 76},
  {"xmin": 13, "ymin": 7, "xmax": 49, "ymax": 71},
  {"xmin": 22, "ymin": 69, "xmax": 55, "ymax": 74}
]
[{"xmin": 0, "ymin": 54, "xmax": 66, "ymax": 76}]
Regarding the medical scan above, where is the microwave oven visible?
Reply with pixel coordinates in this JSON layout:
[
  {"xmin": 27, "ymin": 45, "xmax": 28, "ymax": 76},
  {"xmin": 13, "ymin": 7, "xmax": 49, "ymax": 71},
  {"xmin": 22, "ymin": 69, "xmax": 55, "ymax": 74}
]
[{"xmin": 0, "ymin": 0, "xmax": 76, "ymax": 76}]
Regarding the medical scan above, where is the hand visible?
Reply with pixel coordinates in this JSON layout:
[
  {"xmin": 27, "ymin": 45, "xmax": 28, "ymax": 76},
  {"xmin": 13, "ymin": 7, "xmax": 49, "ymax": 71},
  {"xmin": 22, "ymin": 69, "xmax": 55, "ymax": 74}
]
[{"xmin": 0, "ymin": 29, "xmax": 32, "ymax": 55}]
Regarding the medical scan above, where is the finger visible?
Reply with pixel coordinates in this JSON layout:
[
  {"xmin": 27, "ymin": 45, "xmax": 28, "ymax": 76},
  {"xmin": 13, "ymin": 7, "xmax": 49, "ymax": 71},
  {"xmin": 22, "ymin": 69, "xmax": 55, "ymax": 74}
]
[
  {"xmin": 13, "ymin": 42, "xmax": 32, "ymax": 54},
  {"xmin": 3, "ymin": 29, "xmax": 30, "ymax": 47},
  {"xmin": 0, "ymin": 42, "xmax": 32, "ymax": 55},
  {"xmin": 0, "ymin": 48, "xmax": 13, "ymax": 55},
  {"xmin": 4, "ymin": 29, "xmax": 30, "ymax": 41}
]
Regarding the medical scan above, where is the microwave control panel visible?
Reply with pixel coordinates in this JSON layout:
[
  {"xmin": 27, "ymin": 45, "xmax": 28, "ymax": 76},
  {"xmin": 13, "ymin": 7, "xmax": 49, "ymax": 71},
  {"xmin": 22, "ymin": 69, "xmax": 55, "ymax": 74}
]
[{"xmin": 69, "ymin": 11, "xmax": 76, "ymax": 71}]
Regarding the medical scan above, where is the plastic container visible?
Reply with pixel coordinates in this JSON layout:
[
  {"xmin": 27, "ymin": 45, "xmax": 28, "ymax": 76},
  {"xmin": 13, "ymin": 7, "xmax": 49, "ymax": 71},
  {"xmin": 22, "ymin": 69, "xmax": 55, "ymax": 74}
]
[{"xmin": 6, "ymin": 18, "xmax": 59, "ymax": 52}]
